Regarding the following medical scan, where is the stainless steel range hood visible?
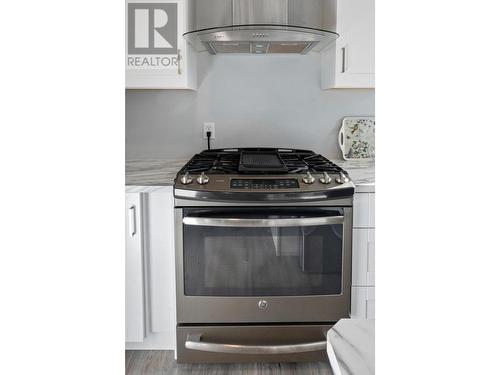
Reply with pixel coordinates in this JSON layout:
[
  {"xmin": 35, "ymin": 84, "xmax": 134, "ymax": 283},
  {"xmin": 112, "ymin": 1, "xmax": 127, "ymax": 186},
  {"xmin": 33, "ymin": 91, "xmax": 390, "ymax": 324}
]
[{"xmin": 184, "ymin": 0, "xmax": 339, "ymax": 55}]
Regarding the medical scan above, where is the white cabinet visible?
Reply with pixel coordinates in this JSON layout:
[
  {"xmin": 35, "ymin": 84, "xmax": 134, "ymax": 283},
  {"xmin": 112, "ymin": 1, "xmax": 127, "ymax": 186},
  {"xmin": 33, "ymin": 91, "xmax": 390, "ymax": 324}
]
[
  {"xmin": 125, "ymin": 193, "xmax": 146, "ymax": 342},
  {"xmin": 125, "ymin": 187, "xmax": 177, "ymax": 350},
  {"xmin": 126, "ymin": 0, "xmax": 197, "ymax": 89},
  {"xmin": 321, "ymin": 0, "xmax": 375, "ymax": 89},
  {"xmin": 353, "ymin": 192, "xmax": 375, "ymax": 228},
  {"xmin": 146, "ymin": 190, "xmax": 176, "ymax": 341},
  {"xmin": 351, "ymin": 192, "xmax": 375, "ymax": 319},
  {"xmin": 351, "ymin": 286, "xmax": 375, "ymax": 319},
  {"xmin": 352, "ymin": 228, "xmax": 375, "ymax": 286}
]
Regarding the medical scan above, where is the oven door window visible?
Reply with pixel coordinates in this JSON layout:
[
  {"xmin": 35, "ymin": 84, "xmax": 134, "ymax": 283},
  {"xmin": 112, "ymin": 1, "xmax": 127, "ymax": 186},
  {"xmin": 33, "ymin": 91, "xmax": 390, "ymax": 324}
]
[{"xmin": 182, "ymin": 208, "xmax": 344, "ymax": 296}]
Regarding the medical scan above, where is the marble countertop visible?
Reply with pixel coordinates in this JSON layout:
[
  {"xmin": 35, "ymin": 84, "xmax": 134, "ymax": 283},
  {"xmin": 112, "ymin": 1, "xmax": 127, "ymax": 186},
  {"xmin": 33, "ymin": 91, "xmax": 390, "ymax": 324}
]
[
  {"xmin": 327, "ymin": 319, "xmax": 375, "ymax": 375},
  {"xmin": 126, "ymin": 159, "xmax": 374, "ymax": 192},
  {"xmin": 335, "ymin": 160, "xmax": 375, "ymax": 193},
  {"xmin": 126, "ymin": 159, "xmax": 188, "ymax": 186}
]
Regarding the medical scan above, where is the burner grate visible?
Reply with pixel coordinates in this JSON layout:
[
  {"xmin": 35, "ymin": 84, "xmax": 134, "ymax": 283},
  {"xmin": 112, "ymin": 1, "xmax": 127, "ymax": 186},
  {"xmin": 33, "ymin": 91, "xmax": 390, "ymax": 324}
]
[{"xmin": 177, "ymin": 148, "xmax": 346, "ymax": 176}]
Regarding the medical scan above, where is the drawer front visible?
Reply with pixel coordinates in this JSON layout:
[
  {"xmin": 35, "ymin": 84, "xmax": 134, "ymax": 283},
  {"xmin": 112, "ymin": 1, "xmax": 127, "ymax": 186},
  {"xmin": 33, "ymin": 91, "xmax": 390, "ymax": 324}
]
[
  {"xmin": 353, "ymin": 193, "xmax": 375, "ymax": 228},
  {"xmin": 352, "ymin": 228, "xmax": 375, "ymax": 286},
  {"xmin": 177, "ymin": 324, "xmax": 331, "ymax": 363}
]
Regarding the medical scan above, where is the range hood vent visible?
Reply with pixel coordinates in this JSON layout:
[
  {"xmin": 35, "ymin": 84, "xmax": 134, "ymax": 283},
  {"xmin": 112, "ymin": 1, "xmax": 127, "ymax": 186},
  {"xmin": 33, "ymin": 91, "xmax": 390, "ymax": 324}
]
[{"xmin": 184, "ymin": 0, "xmax": 339, "ymax": 55}]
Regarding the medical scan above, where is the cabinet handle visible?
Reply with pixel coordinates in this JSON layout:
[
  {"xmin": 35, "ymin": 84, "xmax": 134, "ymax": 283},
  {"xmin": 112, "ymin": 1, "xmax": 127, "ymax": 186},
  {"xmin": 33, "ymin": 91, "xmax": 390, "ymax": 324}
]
[
  {"xmin": 341, "ymin": 46, "xmax": 347, "ymax": 73},
  {"xmin": 177, "ymin": 49, "xmax": 182, "ymax": 75},
  {"xmin": 128, "ymin": 205, "xmax": 136, "ymax": 237}
]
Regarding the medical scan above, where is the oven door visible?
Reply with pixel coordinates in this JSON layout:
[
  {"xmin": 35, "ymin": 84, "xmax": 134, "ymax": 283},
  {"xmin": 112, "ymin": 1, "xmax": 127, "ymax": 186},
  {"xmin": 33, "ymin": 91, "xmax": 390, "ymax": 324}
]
[{"xmin": 175, "ymin": 207, "xmax": 352, "ymax": 323}]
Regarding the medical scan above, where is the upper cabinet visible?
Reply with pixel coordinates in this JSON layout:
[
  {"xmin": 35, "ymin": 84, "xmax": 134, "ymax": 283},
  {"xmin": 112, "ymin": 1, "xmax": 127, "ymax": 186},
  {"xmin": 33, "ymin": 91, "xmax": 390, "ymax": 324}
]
[
  {"xmin": 126, "ymin": 0, "xmax": 197, "ymax": 89},
  {"xmin": 321, "ymin": 0, "xmax": 375, "ymax": 89}
]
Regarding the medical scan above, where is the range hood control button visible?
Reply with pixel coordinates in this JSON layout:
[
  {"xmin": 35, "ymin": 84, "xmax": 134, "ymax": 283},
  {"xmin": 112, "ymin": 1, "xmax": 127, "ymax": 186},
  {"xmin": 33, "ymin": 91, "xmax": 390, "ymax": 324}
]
[
  {"xmin": 302, "ymin": 172, "xmax": 315, "ymax": 184},
  {"xmin": 197, "ymin": 172, "xmax": 209, "ymax": 185},
  {"xmin": 180, "ymin": 172, "xmax": 193, "ymax": 185},
  {"xmin": 319, "ymin": 172, "xmax": 332, "ymax": 184}
]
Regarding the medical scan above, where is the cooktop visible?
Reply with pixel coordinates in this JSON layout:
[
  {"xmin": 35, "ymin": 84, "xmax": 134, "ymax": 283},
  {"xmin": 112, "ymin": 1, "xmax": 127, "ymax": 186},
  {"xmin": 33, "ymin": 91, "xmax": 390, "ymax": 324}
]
[
  {"xmin": 173, "ymin": 148, "xmax": 354, "ymax": 202},
  {"xmin": 177, "ymin": 148, "xmax": 345, "ymax": 175}
]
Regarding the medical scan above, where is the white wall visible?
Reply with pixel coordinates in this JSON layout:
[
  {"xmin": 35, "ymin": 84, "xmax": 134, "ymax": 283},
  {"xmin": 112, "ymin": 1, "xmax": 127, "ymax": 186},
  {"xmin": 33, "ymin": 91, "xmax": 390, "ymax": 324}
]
[{"xmin": 126, "ymin": 52, "xmax": 374, "ymax": 160}]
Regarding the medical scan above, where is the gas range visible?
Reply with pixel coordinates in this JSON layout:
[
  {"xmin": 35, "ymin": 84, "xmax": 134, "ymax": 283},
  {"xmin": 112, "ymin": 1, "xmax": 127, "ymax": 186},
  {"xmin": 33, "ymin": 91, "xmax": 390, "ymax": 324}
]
[
  {"xmin": 174, "ymin": 148, "xmax": 355, "ymax": 202},
  {"xmin": 174, "ymin": 148, "xmax": 354, "ymax": 363},
  {"xmin": 173, "ymin": 148, "xmax": 354, "ymax": 363}
]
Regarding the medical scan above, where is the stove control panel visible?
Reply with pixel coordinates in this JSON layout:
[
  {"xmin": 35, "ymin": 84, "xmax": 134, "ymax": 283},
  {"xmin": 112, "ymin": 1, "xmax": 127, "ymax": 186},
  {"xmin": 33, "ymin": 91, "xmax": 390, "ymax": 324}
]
[{"xmin": 230, "ymin": 178, "xmax": 299, "ymax": 190}]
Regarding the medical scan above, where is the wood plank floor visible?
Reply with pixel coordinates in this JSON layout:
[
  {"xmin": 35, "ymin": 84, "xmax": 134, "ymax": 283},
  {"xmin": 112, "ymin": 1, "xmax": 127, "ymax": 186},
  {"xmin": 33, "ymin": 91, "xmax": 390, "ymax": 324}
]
[{"xmin": 126, "ymin": 350, "xmax": 333, "ymax": 375}]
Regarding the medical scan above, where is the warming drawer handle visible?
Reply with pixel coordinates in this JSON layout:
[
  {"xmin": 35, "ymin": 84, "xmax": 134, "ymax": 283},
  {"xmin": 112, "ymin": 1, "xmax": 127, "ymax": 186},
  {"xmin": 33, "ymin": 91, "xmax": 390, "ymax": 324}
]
[
  {"xmin": 182, "ymin": 215, "xmax": 344, "ymax": 228},
  {"xmin": 185, "ymin": 334, "xmax": 326, "ymax": 355}
]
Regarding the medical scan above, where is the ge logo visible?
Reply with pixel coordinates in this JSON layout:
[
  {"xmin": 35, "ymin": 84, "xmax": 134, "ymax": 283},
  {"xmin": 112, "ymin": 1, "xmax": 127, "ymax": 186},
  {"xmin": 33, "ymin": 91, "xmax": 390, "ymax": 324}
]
[{"xmin": 128, "ymin": 3, "xmax": 178, "ymax": 54}]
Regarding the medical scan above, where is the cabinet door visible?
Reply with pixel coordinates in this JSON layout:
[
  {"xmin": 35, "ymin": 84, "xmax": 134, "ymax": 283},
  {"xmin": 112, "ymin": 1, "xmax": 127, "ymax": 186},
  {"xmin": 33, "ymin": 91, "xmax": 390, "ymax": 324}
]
[
  {"xmin": 126, "ymin": 0, "xmax": 197, "ymax": 89},
  {"xmin": 147, "ymin": 189, "xmax": 176, "ymax": 346},
  {"xmin": 336, "ymin": 0, "xmax": 375, "ymax": 74},
  {"xmin": 125, "ymin": 193, "xmax": 146, "ymax": 342},
  {"xmin": 352, "ymin": 228, "xmax": 375, "ymax": 286},
  {"xmin": 321, "ymin": 0, "xmax": 375, "ymax": 88},
  {"xmin": 351, "ymin": 286, "xmax": 375, "ymax": 319}
]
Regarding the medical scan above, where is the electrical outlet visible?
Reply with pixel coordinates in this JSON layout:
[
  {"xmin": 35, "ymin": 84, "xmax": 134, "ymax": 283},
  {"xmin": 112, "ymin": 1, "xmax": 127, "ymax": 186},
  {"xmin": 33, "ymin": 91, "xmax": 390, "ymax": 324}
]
[{"xmin": 203, "ymin": 122, "xmax": 215, "ymax": 139}]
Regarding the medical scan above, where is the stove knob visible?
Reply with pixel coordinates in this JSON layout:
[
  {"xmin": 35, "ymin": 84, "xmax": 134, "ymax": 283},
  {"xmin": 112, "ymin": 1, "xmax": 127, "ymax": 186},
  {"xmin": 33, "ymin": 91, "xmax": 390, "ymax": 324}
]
[
  {"xmin": 180, "ymin": 172, "xmax": 193, "ymax": 185},
  {"xmin": 196, "ymin": 172, "xmax": 209, "ymax": 185},
  {"xmin": 319, "ymin": 172, "xmax": 332, "ymax": 184},
  {"xmin": 302, "ymin": 172, "xmax": 315, "ymax": 184},
  {"xmin": 335, "ymin": 171, "xmax": 350, "ymax": 184}
]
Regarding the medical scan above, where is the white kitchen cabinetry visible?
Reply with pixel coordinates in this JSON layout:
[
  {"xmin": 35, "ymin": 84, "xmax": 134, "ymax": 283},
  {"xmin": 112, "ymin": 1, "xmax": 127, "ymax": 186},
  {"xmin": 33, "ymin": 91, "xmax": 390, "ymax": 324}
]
[
  {"xmin": 352, "ymin": 228, "xmax": 375, "ymax": 286},
  {"xmin": 125, "ymin": 193, "xmax": 146, "ymax": 342},
  {"xmin": 353, "ymin": 192, "xmax": 375, "ymax": 228},
  {"xmin": 126, "ymin": 187, "xmax": 177, "ymax": 349},
  {"xmin": 146, "ymin": 190, "xmax": 176, "ymax": 340},
  {"xmin": 321, "ymin": 0, "xmax": 375, "ymax": 89},
  {"xmin": 351, "ymin": 192, "xmax": 375, "ymax": 319},
  {"xmin": 351, "ymin": 286, "xmax": 375, "ymax": 319},
  {"xmin": 126, "ymin": 0, "xmax": 197, "ymax": 89}
]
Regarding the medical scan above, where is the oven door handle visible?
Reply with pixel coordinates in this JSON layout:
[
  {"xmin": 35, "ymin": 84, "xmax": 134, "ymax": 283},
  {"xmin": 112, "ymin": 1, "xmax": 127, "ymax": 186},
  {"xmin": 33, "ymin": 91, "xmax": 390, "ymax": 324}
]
[
  {"xmin": 182, "ymin": 215, "xmax": 344, "ymax": 228},
  {"xmin": 185, "ymin": 334, "xmax": 326, "ymax": 355}
]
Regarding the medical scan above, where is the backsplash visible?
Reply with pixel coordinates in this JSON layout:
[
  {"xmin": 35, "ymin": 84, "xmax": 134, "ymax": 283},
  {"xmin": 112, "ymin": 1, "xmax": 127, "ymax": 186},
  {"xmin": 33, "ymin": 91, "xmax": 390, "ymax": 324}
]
[{"xmin": 126, "ymin": 52, "xmax": 374, "ymax": 160}]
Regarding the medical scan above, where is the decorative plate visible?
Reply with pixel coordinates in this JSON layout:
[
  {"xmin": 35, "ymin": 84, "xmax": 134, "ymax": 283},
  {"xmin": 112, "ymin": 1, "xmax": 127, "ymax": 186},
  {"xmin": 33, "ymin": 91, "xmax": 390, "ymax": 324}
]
[{"xmin": 338, "ymin": 117, "xmax": 375, "ymax": 160}]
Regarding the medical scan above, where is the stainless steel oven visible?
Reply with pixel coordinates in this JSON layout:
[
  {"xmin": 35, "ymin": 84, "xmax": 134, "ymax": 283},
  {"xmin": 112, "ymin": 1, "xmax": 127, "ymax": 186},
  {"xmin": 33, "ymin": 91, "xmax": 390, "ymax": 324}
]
[
  {"xmin": 174, "ymin": 197, "xmax": 353, "ymax": 363},
  {"xmin": 173, "ymin": 148, "xmax": 354, "ymax": 363}
]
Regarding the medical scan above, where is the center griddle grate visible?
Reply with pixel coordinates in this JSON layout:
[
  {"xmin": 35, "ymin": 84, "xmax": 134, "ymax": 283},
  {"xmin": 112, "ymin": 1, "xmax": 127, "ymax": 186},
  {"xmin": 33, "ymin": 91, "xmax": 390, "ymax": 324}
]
[{"xmin": 238, "ymin": 151, "xmax": 288, "ymax": 173}]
